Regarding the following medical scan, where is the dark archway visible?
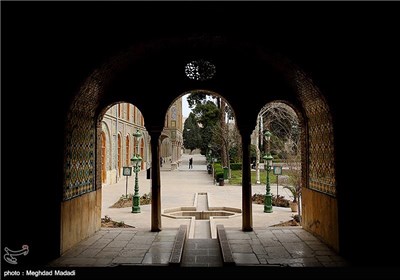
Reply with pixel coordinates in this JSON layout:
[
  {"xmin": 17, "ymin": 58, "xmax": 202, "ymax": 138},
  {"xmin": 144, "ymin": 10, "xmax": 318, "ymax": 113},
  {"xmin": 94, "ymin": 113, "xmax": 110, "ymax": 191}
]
[{"xmin": 61, "ymin": 35, "xmax": 338, "ymax": 255}]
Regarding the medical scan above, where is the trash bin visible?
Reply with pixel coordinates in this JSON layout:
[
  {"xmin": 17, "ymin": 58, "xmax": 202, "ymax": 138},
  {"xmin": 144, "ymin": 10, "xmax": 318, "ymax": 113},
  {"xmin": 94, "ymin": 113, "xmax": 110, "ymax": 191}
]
[
  {"xmin": 219, "ymin": 178, "xmax": 224, "ymax": 186},
  {"xmin": 223, "ymin": 167, "xmax": 229, "ymax": 179}
]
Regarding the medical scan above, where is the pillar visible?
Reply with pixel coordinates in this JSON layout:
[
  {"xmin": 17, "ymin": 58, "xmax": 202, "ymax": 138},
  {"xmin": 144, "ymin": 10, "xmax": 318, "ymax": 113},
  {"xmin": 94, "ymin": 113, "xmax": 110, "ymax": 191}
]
[
  {"xmin": 171, "ymin": 141, "xmax": 178, "ymax": 170},
  {"xmin": 149, "ymin": 129, "xmax": 162, "ymax": 231},
  {"xmin": 242, "ymin": 135, "xmax": 253, "ymax": 231}
]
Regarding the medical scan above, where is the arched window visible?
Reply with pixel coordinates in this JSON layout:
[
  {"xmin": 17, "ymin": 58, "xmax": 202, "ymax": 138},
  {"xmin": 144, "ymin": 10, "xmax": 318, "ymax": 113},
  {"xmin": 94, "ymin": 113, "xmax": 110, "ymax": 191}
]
[
  {"xmin": 101, "ymin": 132, "xmax": 107, "ymax": 184},
  {"xmin": 126, "ymin": 135, "xmax": 130, "ymax": 166},
  {"xmin": 117, "ymin": 134, "xmax": 121, "ymax": 176},
  {"xmin": 140, "ymin": 138, "xmax": 145, "ymax": 170}
]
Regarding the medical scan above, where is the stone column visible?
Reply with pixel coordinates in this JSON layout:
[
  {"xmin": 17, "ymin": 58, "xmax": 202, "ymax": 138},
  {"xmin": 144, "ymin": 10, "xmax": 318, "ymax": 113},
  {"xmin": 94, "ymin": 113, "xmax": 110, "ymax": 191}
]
[
  {"xmin": 149, "ymin": 129, "xmax": 162, "ymax": 231},
  {"xmin": 242, "ymin": 134, "xmax": 253, "ymax": 231},
  {"xmin": 171, "ymin": 141, "xmax": 177, "ymax": 170}
]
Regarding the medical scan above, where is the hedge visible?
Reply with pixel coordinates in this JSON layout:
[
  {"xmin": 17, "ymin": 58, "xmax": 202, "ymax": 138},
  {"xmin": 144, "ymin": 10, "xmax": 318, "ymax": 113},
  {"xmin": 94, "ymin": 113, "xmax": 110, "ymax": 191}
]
[{"xmin": 230, "ymin": 163, "xmax": 242, "ymax": 170}]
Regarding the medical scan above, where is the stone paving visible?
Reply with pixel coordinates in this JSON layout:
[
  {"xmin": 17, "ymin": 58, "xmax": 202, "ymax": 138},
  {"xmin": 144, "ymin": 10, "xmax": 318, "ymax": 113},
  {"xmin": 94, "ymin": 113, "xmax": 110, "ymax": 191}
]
[
  {"xmin": 225, "ymin": 228, "xmax": 347, "ymax": 267},
  {"xmin": 49, "ymin": 228, "xmax": 176, "ymax": 267},
  {"xmin": 49, "ymin": 226, "xmax": 347, "ymax": 268},
  {"xmin": 49, "ymin": 153, "xmax": 348, "ymax": 268}
]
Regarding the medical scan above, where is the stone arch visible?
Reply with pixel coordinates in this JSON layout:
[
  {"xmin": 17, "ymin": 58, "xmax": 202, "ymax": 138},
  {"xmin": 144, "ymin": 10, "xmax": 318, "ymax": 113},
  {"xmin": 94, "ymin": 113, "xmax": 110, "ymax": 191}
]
[
  {"xmin": 172, "ymin": 89, "xmax": 239, "ymax": 162},
  {"xmin": 160, "ymin": 136, "xmax": 171, "ymax": 160},
  {"xmin": 140, "ymin": 132, "xmax": 150, "ymax": 167},
  {"xmin": 255, "ymin": 100, "xmax": 305, "ymax": 214},
  {"xmin": 61, "ymin": 34, "xmax": 338, "ymax": 254},
  {"xmin": 101, "ymin": 121, "xmax": 112, "ymax": 184}
]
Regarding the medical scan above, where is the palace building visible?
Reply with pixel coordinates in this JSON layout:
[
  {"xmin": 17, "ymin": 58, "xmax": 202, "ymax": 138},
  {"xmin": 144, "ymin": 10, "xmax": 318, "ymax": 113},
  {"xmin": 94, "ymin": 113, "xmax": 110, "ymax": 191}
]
[{"xmin": 101, "ymin": 99, "xmax": 183, "ymax": 185}]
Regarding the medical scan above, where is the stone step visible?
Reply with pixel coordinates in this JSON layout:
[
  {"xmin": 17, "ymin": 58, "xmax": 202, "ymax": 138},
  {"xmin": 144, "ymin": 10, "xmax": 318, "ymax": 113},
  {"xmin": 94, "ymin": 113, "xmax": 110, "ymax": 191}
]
[
  {"xmin": 216, "ymin": 224, "xmax": 235, "ymax": 266},
  {"xmin": 181, "ymin": 239, "xmax": 223, "ymax": 267},
  {"xmin": 169, "ymin": 225, "xmax": 187, "ymax": 266}
]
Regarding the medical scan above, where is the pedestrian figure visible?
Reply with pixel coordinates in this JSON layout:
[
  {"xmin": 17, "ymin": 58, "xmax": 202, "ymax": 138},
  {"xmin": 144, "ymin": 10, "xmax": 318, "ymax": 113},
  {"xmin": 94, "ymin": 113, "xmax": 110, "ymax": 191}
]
[
  {"xmin": 189, "ymin": 157, "xmax": 193, "ymax": 169},
  {"xmin": 160, "ymin": 156, "xmax": 163, "ymax": 167}
]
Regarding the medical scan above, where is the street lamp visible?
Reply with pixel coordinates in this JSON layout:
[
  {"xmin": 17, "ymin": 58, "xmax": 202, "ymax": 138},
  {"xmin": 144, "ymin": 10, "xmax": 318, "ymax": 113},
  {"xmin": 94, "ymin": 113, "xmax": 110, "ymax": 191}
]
[
  {"xmin": 207, "ymin": 144, "xmax": 212, "ymax": 163},
  {"xmin": 208, "ymin": 144, "xmax": 217, "ymax": 183},
  {"xmin": 263, "ymin": 129, "xmax": 273, "ymax": 213},
  {"xmin": 130, "ymin": 129, "xmax": 142, "ymax": 213}
]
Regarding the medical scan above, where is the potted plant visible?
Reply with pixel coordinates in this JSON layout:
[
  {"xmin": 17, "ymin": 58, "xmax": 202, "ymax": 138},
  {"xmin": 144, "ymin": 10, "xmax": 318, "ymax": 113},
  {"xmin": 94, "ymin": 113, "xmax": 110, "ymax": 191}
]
[{"xmin": 283, "ymin": 185, "xmax": 300, "ymax": 212}]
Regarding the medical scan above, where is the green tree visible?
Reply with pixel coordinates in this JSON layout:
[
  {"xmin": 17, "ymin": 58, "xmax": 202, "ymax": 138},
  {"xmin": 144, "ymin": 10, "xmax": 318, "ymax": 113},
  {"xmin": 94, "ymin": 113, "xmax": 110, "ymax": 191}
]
[
  {"xmin": 186, "ymin": 92, "xmax": 208, "ymax": 108},
  {"xmin": 191, "ymin": 99, "xmax": 219, "ymax": 155},
  {"xmin": 183, "ymin": 113, "xmax": 202, "ymax": 153},
  {"xmin": 186, "ymin": 93, "xmax": 242, "ymax": 168}
]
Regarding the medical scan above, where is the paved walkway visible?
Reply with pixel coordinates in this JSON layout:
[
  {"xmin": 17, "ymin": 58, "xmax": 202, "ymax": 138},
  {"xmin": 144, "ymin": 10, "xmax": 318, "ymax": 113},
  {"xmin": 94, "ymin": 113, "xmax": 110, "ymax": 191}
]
[
  {"xmin": 50, "ymin": 154, "xmax": 348, "ymax": 268},
  {"xmin": 101, "ymin": 153, "xmax": 299, "ymax": 230}
]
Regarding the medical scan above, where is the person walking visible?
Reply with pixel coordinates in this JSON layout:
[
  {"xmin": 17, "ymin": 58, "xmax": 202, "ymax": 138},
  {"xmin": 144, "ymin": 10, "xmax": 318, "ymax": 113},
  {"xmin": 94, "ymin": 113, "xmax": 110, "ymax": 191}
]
[{"xmin": 189, "ymin": 157, "xmax": 193, "ymax": 169}]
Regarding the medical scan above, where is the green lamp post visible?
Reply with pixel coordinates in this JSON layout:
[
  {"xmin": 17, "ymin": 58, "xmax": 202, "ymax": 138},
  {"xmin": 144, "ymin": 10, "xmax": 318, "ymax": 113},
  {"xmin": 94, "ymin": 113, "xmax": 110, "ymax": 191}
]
[
  {"xmin": 207, "ymin": 144, "xmax": 212, "ymax": 164},
  {"xmin": 263, "ymin": 129, "xmax": 273, "ymax": 213},
  {"xmin": 131, "ymin": 129, "xmax": 142, "ymax": 213}
]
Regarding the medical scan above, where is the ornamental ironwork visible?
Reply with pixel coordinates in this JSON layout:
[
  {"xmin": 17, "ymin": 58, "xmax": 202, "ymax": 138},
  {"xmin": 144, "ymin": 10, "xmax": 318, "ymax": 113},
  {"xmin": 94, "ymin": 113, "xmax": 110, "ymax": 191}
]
[{"xmin": 185, "ymin": 60, "xmax": 216, "ymax": 81}]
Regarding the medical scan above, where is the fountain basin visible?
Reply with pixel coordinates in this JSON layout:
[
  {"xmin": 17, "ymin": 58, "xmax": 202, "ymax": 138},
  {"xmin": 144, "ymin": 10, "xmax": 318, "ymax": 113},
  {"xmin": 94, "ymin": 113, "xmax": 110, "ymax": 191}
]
[{"xmin": 161, "ymin": 192, "xmax": 241, "ymax": 239}]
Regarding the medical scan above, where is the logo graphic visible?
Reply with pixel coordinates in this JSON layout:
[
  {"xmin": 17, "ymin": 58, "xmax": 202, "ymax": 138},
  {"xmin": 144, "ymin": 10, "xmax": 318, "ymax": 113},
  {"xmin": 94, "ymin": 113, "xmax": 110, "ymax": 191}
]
[{"xmin": 4, "ymin": 245, "xmax": 29, "ymax": 265}]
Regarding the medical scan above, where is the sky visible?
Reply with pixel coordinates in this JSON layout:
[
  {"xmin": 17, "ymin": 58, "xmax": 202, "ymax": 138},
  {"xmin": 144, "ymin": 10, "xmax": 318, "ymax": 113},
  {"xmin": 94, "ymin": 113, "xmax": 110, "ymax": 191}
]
[
  {"xmin": 182, "ymin": 94, "xmax": 217, "ymax": 119},
  {"xmin": 182, "ymin": 94, "xmax": 192, "ymax": 118}
]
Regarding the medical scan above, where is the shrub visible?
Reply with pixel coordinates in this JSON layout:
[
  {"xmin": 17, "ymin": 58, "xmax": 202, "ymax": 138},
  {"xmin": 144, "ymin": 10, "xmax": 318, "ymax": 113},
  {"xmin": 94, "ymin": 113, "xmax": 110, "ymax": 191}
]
[
  {"xmin": 113, "ymin": 221, "xmax": 125, "ymax": 227},
  {"xmin": 230, "ymin": 163, "xmax": 242, "ymax": 170},
  {"xmin": 215, "ymin": 171, "xmax": 224, "ymax": 180},
  {"xmin": 283, "ymin": 185, "xmax": 300, "ymax": 203},
  {"xmin": 111, "ymin": 192, "xmax": 151, "ymax": 208},
  {"xmin": 273, "ymin": 195, "xmax": 290, "ymax": 207},
  {"xmin": 140, "ymin": 193, "xmax": 151, "ymax": 205},
  {"xmin": 213, "ymin": 163, "xmax": 222, "ymax": 170},
  {"xmin": 213, "ymin": 163, "xmax": 224, "ymax": 180},
  {"xmin": 103, "ymin": 215, "xmax": 112, "ymax": 223},
  {"xmin": 251, "ymin": 193, "xmax": 290, "ymax": 207}
]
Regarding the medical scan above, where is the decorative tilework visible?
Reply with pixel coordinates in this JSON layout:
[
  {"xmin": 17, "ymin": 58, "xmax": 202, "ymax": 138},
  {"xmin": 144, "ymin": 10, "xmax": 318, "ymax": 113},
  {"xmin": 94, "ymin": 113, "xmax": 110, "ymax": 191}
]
[
  {"xmin": 64, "ymin": 115, "xmax": 95, "ymax": 200},
  {"xmin": 296, "ymin": 70, "xmax": 336, "ymax": 196},
  {"xmin": 63, "ymin": 78, "xmax": 102, "ymax": 200}
]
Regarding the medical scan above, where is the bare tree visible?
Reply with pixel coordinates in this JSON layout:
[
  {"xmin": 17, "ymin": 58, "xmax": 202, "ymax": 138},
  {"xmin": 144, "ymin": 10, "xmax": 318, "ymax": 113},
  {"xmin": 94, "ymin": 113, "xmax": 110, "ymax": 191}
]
[
  {"xmin": 256, "ymin": 102, "xmax": 302, "ymax": 212},
  {"xmin": 219, "ymin": 100, "xmax": 228, "ymax": 167},
  {"xmin": 254, "ymin": 115, "xmax": 262, "ymax": 184},
  {"xmin": 210, "ymin": 106, "xmax": 241, "ymax": 179}
]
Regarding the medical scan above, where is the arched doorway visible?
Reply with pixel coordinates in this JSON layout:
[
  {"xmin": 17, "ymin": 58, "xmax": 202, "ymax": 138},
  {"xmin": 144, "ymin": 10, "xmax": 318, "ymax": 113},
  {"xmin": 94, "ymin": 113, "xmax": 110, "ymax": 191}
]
[
  {"xmin": 160, "ymin": 92, "xmax": 242, "ymax": 239},
  {"xmin": 251, "ymin": 102, "xmax": 304, "ymax": 227}
]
